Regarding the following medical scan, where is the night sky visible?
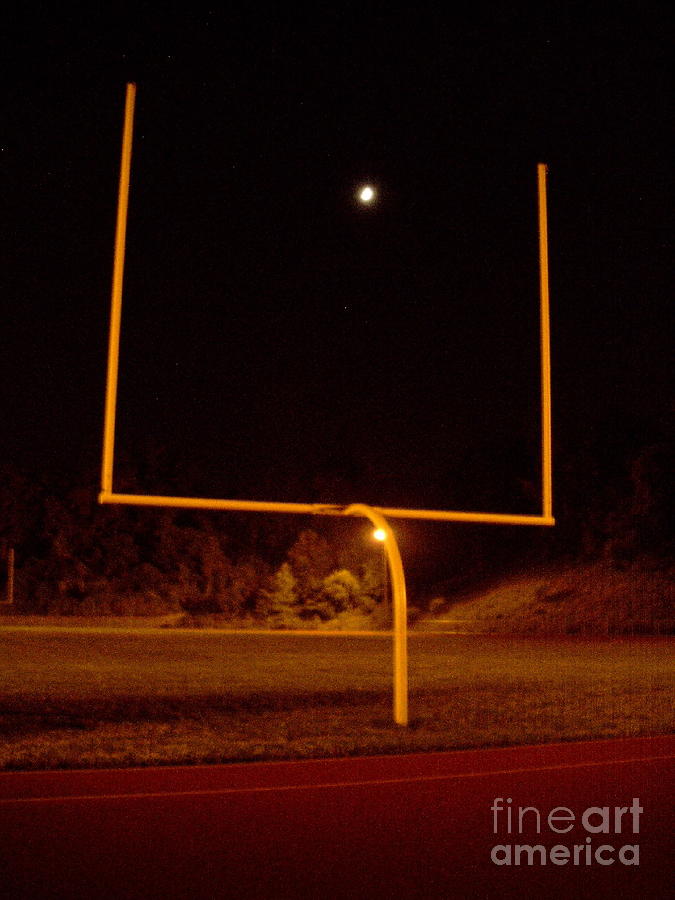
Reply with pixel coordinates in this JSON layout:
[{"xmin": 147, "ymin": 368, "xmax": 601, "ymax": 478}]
[{"xmin": 2, "ymin": 6, "xmax": 671, "ymax": 520}]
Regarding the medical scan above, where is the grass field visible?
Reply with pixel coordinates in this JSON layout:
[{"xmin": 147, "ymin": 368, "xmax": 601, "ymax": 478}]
[{"xmin": 0, "ymin": 627, "xmax": 672, "ymax": 770}]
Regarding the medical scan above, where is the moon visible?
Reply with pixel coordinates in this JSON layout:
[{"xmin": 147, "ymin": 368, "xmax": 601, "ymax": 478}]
[{"xmin": 357, "ymin": 184, "xmax": 376, "ymax": 204}]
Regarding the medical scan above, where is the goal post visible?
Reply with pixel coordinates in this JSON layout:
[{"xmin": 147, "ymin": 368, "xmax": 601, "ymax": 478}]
[
  {"xmin": 98, "ymin": 84, "xmax": 555, "ymax": 726},
  {"xmin": 102, "ymin": 82, "xmax": 136, "ymax": 497}
]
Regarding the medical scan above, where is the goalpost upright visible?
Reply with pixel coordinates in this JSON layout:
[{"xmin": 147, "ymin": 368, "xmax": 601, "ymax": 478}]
[{"xmin": 102, "ymin": 82, "xmax": 136, "ymax": 497}]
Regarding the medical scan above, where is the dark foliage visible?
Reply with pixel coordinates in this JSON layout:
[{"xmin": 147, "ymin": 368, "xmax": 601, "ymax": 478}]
[{"xmin": 0, "ymin": 435, "xmax": 672, "ymax": 615}]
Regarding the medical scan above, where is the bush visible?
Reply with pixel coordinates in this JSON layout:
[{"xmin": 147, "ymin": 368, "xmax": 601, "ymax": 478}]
[
  {"xmin": 317, "ymin": 569, "xmax": 363, "ymax": 613},
  {"xmin": 257, "ymin": 563, "xmax": 300, "ymax": 626}
]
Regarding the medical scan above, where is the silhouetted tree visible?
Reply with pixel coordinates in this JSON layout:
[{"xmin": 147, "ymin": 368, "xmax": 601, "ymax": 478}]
[{"xmin": 287, "ymin": 529, "xmax": 337, "ymax": 605}]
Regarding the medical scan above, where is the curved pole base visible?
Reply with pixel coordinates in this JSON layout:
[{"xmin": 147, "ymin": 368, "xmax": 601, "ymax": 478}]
[{"xmin": 345, "ymin": 504, "xmax": 408, "ymax": 726}]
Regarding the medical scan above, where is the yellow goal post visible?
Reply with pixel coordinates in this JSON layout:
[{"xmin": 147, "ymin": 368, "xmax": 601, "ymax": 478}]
[{"xmin": 98, "ymin": 83, "xmax": 555, "ymax": 726}]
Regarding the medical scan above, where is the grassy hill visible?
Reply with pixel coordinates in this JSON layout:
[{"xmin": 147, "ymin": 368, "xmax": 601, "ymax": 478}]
[
  {"xmin": 2, "ymin": 560, "xmax": 672, "ymax": 636},
  {"xmin": 421, "ymin": 560, "xmax": 674, "ymax": 635}
]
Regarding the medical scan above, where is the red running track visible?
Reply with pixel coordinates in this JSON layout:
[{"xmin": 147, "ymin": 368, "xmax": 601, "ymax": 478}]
[{"xmin": 0, "ymin": 736, "xmax": 673, "ymax": 899}]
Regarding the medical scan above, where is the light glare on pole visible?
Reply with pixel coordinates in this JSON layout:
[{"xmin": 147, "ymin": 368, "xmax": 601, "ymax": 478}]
[{"xmin": 373, "ymin": 528, "xmax": 387, "ymax": 541}]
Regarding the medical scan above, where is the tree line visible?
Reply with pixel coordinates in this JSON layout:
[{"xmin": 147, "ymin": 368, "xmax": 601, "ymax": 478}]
[
  {"xmin": 0, "ymin": 435, "xmax": 671, "ymax": 620},
  {"xmin": 0, "ymin": 466, "xmax": 386, "ymax": 623}
]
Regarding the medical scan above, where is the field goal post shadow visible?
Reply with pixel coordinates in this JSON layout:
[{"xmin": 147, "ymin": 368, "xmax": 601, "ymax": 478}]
[{"xmin": 99, "ymin": 83, "xmax": 555, "ymax": 727}]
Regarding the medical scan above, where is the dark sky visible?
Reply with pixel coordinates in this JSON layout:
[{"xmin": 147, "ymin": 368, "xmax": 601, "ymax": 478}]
[{"xmin": 2, "ymin": 5, "xmax": 672, "ymax": 515}]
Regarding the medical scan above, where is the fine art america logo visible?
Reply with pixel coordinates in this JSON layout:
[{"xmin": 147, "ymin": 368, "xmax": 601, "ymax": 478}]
[{"xmin": 490, "ymin": 797, "xmax": 642, "ymax": 866}]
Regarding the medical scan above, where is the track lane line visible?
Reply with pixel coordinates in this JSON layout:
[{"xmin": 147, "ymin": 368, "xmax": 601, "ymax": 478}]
[{"xmin": 1, "ymin": 753, "xmax": 672, "ymax": 806}]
